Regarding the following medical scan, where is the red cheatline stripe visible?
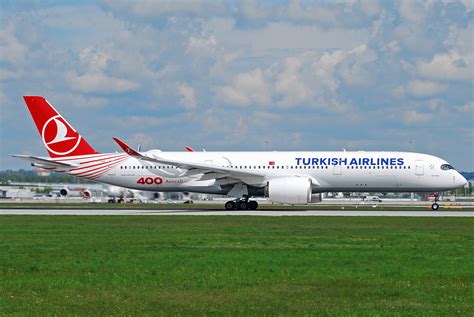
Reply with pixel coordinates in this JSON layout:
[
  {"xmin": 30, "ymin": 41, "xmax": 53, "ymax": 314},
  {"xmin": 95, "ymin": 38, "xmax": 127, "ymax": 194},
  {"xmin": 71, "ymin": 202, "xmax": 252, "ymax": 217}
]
[
  {"xmin": 86, "ymin": 158, "xmax": 130, "ymax": 179},
  {"xmin": 73, "ymin": 166, "xmax": 111, "ymax": 179},
  {"xmin": 54, "ymin": 153, "xmax": 117, "ymax": 161},
  {"xmin": 74, "ymin": 157, "xmax": 129, "ymax": 178},
  {"xmin": 71, "ymin": 164, "xmax": 113, "ymax": 177},
  {"xmin": 64, "ymin": 157, "xmax": 128, "ymax": 180},
  {"xmin": 69, "ymin": 156, "xmax": 128, "ymax": 175},
  {"xmin": 69, "ymin": 156, "xmax": 128, "ymax": 172},
  {"xmin": 86, "ymin": 163, "xmax": 126, "ymax": 179},
  {"xmin": 76, "ymin": 154, "xmax": 127, "ymax": 165}
]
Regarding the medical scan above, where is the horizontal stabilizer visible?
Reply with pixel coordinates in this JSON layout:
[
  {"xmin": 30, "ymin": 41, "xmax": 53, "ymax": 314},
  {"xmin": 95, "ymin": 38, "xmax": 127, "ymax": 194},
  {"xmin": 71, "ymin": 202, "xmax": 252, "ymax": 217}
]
[{"xmin": 12, "ymin": 154, "xmax": 78, "ymax": 168}]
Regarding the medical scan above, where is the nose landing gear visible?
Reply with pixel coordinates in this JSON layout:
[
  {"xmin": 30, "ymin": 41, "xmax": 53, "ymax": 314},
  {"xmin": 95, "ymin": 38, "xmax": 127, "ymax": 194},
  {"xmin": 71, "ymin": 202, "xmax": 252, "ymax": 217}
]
[{"xmin": 431, "ymin": 194, "xmax": 440, "ymax": 210}]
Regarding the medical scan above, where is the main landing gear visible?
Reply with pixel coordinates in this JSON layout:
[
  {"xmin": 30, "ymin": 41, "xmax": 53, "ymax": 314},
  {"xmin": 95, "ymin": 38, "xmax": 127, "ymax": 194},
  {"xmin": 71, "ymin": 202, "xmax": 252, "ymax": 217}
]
[{"xmin": 225, "ymin": 197, "xmax": 259, "ymax": 210}]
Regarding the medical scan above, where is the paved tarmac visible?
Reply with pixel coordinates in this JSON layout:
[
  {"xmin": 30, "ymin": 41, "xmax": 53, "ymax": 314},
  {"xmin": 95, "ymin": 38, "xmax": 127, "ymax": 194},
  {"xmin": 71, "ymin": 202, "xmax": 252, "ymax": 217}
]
[{"xmin": 1, "ymin": 209, "xmax": 473, "ymax": 217}]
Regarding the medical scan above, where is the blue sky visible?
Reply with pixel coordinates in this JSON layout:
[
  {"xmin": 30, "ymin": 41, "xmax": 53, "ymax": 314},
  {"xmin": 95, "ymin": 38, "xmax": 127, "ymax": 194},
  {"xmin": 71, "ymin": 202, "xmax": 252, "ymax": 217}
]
[{"xmin": 0, "ymin": 0, "xmax": 473, "ymax": 171}]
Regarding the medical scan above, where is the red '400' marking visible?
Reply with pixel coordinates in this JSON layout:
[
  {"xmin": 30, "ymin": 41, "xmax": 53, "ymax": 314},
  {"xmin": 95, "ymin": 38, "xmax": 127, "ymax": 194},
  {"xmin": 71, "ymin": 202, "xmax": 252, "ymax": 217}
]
[{"xmin": 137, "ymin": 177, "xmax": 163, "ymax": 185}]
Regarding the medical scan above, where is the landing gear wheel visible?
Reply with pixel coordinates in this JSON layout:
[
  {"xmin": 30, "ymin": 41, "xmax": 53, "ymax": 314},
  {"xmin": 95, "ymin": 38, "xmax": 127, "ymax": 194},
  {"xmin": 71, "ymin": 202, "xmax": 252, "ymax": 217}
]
[
  {"xmin": 225, "ymin": 201, "xmax": 236, "ymax": 210},
  {"xmin": 248, "ymin": 201, "xmax": 258, "ymax": 210},
  {"xmin": 237, "ymin": 201, "xmax": 248, "ymax": 210},
  {"xmin": 431, "ymin": 203, "xmax": 439, "ymax": 211}
]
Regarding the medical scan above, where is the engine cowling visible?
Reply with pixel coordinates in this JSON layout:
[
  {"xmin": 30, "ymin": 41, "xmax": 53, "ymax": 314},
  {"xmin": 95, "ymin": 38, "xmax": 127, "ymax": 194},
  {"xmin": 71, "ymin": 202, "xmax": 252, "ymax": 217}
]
[
  {"xmin": 265, "ymin": 177, "xmax": 312, "ymax": 204},
  {"xmin": 59, "ymin": 188, "xmax": 69, "ymax": 197},
  {"xmin": 60, "ymin": 187, "xmax": 91, "ymax": 198}
]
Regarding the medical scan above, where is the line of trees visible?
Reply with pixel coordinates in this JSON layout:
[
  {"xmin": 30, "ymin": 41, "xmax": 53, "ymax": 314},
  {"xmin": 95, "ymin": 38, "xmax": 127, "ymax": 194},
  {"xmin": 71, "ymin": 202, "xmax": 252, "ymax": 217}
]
[{"xmin": 0, "ymin": 170, "xmax": 92, "ymax": 184}]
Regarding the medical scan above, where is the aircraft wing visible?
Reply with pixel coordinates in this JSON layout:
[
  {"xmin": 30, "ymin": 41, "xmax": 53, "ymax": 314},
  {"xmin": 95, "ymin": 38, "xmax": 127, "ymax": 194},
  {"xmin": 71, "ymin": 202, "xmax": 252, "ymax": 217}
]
[
  {"xmin": 12, "ymin": 154, "xmax": 78, "ymax": 168},
  {"xmin": 113, "ymin": 137, "xmax": 265, "ymax": 182}
]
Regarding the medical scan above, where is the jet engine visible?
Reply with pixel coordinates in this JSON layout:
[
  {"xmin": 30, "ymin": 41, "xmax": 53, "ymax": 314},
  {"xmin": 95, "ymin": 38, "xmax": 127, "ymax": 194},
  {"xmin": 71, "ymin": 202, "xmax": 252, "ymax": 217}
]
[
  {"xmin": 59, "ymin": 188, "xmax": 69, "ymax": 197},
  {"xmin": 59, "ymin": 187, "xmax": 87, "ymax": 198},
  {"xmin": 265, "ymin": 177, "xmax": 312, "ymax": 204},
  {"xmin": 81, "ymin": 189, "xmax": 92, "ymax": 198}
]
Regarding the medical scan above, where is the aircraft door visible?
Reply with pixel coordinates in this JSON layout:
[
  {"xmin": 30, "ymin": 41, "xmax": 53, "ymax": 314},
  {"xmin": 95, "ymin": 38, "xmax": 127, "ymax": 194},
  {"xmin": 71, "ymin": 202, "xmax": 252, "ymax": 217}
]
[
  {"xmin": 415, "ymin": 160, "xmax": 424, "ymax": 176},
  {"xmin": 333, "ymin": 164, "xmax": 342, "ymax": 175}
]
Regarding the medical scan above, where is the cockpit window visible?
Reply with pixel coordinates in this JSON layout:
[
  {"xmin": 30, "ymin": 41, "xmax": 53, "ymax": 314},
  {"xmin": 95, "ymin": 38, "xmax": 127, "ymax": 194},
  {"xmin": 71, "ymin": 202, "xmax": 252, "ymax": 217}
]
[{"xmin": 440, "ymin": 164, "xmax": 454, "ymax": 170}]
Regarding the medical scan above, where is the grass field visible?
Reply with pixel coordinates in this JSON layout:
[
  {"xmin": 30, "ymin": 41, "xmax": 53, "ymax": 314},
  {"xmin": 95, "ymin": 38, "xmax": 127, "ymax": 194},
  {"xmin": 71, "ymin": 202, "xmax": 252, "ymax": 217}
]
[
  {"xmin": 1, "ymin": 201, "xmax": 473, "ymax": 211},
  {"xmin": 0, "ymin": 216, "xmax": 473, "ymax": 315}
]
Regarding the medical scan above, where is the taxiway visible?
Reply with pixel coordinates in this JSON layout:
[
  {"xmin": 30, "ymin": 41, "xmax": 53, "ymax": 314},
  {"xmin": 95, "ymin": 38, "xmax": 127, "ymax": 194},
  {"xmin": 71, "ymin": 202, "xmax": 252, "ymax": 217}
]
[{"xmin": 1, "ymin": 209, "xmax": 473, "ymax": 217}]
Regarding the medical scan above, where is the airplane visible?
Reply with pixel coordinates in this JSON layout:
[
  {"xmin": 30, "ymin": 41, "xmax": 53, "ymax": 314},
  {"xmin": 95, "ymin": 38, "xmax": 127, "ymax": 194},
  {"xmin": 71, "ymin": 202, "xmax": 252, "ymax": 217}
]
[{"xmin": 13, "ymin": 96, "xmax": 467, "ymax": 211}]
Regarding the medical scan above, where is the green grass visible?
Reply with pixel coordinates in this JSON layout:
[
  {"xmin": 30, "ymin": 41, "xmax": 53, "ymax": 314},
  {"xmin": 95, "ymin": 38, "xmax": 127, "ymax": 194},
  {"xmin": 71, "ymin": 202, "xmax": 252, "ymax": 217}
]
[
  {"xmin": 1, "ymin": 202, "xmax": 473, "ymax": 211},
  {"xmin": 0, "ymin": 216, "xmax": 473, "ymax": 315}
]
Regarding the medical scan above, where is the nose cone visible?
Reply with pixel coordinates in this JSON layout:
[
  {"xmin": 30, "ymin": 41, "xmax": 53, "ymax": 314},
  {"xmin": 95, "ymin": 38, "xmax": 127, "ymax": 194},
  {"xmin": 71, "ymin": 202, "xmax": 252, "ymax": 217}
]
[{"xmin": 456, "ymin": 173, "xmax": 468, "ymax": 187}]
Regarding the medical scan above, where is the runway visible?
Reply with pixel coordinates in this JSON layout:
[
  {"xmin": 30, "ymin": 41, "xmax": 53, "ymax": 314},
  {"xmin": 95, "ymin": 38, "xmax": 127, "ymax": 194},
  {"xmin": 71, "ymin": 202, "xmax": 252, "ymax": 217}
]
[{"xmin": 1, "ymin": 209, "xmax": 473, "ymax": 217}]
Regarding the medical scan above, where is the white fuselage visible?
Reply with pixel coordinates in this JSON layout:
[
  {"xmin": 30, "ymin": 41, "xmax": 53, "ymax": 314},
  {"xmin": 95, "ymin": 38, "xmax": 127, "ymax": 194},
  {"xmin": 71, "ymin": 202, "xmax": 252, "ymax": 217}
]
[{"xmin": 61, "ymin": 151, "xmax": 467, "ymax": 196}]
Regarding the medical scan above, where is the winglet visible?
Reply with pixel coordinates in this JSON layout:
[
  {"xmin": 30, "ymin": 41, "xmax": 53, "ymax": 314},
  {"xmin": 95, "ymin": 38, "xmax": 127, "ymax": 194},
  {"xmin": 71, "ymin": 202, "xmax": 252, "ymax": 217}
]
[
  {"xmin": 185, "ymin": 146, "xmax": 194, "ymax": 152},
  {"xmin": 113, "ymin": 137, "xmax": 141, "ymax": 157}
]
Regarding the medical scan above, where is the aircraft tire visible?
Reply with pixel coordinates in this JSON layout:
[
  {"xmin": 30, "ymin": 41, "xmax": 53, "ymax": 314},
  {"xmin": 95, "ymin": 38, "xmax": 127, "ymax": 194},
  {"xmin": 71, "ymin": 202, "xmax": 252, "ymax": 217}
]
[
  {"xmin": 431, "ymin": 203, "xmax": 439, "ymax": 210},
  {"xmin": 248, "ymin": 201, "xmax": 258, "ymax": 210},
  {"xmin": 225, "ymin": 201, "xmax": 236, "ymax": 210},
  {"xmin": 237, "ymin": 201, "xmax": 248, "ymax": 210}
]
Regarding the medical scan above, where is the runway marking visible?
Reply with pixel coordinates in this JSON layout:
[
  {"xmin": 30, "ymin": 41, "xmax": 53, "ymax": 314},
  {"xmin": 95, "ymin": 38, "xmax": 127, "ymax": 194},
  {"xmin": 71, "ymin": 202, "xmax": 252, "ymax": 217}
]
[{"xmin": 1, "ymin": 209, "xmax": 473, "ymax": 217}]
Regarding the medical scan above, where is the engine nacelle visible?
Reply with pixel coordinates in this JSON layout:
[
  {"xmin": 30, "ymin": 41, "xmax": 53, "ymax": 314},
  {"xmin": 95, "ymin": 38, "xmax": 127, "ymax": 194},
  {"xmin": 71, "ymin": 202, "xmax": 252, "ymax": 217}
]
[
  {"xmin": 82, "ymin": 190, "xmax": 92, "ymax": 198},
  {"xmin": 60, "ymin": 187, "xmax": 89, "ymax": 198},
  {"xmin": 265, "ymin": 177, "xmax": 312, "ymax": 204},
  {"xmin": 59, "ymin": 188, "xmax": 69, "ymax": 197}
]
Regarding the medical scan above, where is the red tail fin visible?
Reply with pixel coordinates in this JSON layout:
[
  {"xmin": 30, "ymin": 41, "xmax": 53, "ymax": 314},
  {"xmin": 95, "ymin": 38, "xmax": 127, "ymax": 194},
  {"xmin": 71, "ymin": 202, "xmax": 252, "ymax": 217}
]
[{"xmin": 23, "ymin": 96, "xmax": 99, "ymax": 158}]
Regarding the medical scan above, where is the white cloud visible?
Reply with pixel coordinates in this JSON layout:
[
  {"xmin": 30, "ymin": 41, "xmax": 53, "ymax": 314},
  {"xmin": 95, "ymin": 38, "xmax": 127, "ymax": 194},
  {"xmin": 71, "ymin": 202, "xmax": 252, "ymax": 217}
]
[
  {"xmin": 311, "ymin": 50, "xmax": 345, "ymax": 94},
  {"xmin": 125, "ymin": 133, "xmax": 155, "ymax": 150},
  {"xmin": 216, "ymin": 68, "xmax": 271, "ymax": 107},
  {"xmin": 67, "ymin": 71, "xmax": 138, "ymax": 93},
  {"xmin": 359, "ymin": 0, "xmax": 382, "ymax": 17},
  {"xmin": 338, "ymin": 44, "xmax": 377, "ymax": 86},
  {"xmin": 1, "ymin": 1, "xmax": 473, "ymax": 170},
  {"xmin": 0, "ymin": 69, "xmax": 21, "ymax": 81},
  {"xmin": 177, "ymin": 82, "xmax": 197, "ymax": 109},
  {"xmin": 418, "ymin": 48, "xmax": 473, "ymax": 81},
  {"xmin": 286, "ymin": 0, "xmax": 342, "ymax": 26},
  {"xmin": 66, "ymin": 47, "xmax": 139, "ymax": 93},
  {"xmin": 460, "ymin": 0, "xmax": 474, "ymax": 11},
  {"xmin": 239, "ymin": 0, "xmax": 269, "ymax": 21},
  {"xmin": 398, "ymin": 0, "xmax": 427, "ymax": 24},
  {"xmin": 275, "ymin": 57, "xmax": 310, "ymax": 107},
  {"xmin": 456, "ymin": 101, "xmax": 474, "ymax": 113},
  {"xmin": 101, "ymin": 0, "xmax": 229, "ymax": 18},
  {"xmin": 0, "ymin": 22, "xmax": 27, "ymax": 66},
  {"xmin": 208, "ymin": 19, "xmax": 369, "ymax": 53},
  {"xmin": 406, "ymin": 80, "xmax": 446, "ymax": 97},
  {"xmin": 54, "ymin": 93, "xmax": 108, "ymax": 108},
  {"xmin": 186, "ymin": 34, "xmax": 217, "ymax": 56},
  {"xmin": 79, "ymin": 47, "xmax": 109, "ymax": 72},
  {"xmin": 0, "ymin": 85, "xmax": 7, "ymax": 114},
  {"xmin": 403, "ymin": 110, "xmax": 433, "ymax": 124}
]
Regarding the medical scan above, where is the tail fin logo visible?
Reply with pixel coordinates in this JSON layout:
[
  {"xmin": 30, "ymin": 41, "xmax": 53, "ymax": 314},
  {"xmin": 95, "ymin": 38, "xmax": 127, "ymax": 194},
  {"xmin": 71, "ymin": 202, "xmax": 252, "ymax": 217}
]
[{"xmin": 41, "ymin": 115, "xmax": 82, "ymax": 155}]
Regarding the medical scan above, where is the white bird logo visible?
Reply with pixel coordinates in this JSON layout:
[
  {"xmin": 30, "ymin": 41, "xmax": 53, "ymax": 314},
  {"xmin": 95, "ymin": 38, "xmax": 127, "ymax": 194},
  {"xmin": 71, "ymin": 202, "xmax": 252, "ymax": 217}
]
[
  {"xmin": 41, "ymin": 115, "xmax": 82, "ymax": 155},
  {"xmin": 46, "ymin": 118, "xmax": 76, "ymax": 144}
]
